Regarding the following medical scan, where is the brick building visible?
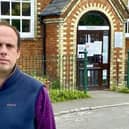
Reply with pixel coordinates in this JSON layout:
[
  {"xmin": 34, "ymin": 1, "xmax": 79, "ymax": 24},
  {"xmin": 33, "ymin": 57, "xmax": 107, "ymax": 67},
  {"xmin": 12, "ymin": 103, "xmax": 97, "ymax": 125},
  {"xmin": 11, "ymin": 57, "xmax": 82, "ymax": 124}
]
[
  {"xmin": 40, "ymin": 0, "xmax": 129, "ymax": 89},
  {"xmin": 1, "ymin": 0, "xmax": 129, "ymax": 89}
]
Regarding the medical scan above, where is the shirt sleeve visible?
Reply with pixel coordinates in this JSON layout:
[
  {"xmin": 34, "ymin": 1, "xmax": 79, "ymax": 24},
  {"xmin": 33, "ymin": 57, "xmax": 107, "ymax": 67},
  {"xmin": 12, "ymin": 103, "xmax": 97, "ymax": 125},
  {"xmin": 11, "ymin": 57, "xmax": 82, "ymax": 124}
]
[{"xmin": 35, "ymin": 86, "xmax": 56, "ymax": 129}]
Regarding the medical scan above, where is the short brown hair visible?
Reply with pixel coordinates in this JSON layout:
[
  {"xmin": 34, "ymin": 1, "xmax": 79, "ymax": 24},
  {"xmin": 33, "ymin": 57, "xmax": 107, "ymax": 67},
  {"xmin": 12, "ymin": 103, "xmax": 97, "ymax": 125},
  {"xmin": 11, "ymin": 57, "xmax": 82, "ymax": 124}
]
[{"xmin": 0, "ymin": 22, "xmax": 20, "ymax": 49}]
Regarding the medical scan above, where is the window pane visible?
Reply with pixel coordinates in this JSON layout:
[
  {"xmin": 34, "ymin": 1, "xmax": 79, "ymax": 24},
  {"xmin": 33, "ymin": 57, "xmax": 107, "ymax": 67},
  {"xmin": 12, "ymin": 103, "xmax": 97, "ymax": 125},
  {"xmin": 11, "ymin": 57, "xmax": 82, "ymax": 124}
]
[
  {"xmin": 0, "ymin": 0, "xmax": 34, "ymax": 38},
  {"xmin": 125, "ymin": 22, "xmax": 127, "ymax": 33},
  {"xmin": 12, "ymin": 2, "xmax": 20, "ymax": 16},
  {"xmin": 1, "ymin": 2, "xmax": 10, "ymax": 15},
  {"xmin": 22, "ymin": 3, "xmax": 30, "ymax": 16},
  {"xmin": 22, "ymin": 20, "xmax": 30, "ymax": 32},
  {"xmin": 12, "ymin": 20, "xmax": 20, "ymax": 31}
]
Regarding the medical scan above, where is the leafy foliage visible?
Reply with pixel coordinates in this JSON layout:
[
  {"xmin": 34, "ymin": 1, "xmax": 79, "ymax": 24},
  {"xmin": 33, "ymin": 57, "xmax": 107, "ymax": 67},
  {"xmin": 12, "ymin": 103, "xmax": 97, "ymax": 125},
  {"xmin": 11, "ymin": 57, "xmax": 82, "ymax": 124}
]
[
  {"xmin": 49, "ymin": 89, "xmax": 90, "ymax": 103},
  {"xmin": 32, "ymin": 75, "xmax": 90, "ymax": 103},
  {"xmin": 110, "ymin": 85, "xmax": 129, "ymax": 93},
  {"xmin": 51, "ymin": 79, "xmax": 60, "ymax": 89}
]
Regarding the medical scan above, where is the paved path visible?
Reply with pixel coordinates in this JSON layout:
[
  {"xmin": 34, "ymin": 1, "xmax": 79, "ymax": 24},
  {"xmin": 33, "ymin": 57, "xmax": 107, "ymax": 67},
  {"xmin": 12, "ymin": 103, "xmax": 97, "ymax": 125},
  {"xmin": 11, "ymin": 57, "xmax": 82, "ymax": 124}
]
[
  {"xmin": 56, "ymin": 104, "xmax": 129, "ymax": 129},
  {"xmin": 53, "ymin": 90, "xmax": 129, "ymax": 115}
]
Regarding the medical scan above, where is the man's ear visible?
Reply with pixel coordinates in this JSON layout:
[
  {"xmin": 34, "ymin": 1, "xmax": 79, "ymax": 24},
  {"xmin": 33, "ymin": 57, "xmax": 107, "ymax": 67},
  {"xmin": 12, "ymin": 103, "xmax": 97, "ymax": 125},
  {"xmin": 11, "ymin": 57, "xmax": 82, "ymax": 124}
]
[{"xmin": 16, "ymin": 49, "xmax": 21, "ymax": 59}]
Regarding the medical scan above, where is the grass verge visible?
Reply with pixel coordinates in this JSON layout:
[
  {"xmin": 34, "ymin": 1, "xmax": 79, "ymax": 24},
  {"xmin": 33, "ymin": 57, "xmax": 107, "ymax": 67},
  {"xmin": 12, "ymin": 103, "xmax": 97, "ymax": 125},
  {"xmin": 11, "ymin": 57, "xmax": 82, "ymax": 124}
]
[{"xmin": 49, "ymin": 89, "xmax": 91, "ymax": 103}]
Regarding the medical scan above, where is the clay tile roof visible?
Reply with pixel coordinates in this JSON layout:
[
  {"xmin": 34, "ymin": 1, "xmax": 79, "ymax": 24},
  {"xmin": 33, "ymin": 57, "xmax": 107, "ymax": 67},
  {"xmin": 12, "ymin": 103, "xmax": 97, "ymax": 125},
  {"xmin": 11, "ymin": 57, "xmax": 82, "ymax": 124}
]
[
  {"xmin": 40, "ymin": 0, "xmax": 70, "ymax": 16},
  {"xmin": 40, "ymin": 0, "xmax": 129, "ymax": 20}
]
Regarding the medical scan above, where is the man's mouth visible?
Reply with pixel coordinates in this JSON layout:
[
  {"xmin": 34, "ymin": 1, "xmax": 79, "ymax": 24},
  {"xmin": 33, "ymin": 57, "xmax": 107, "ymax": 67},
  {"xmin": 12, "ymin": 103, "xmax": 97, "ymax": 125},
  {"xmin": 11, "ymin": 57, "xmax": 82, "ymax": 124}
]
[{"xmin": 0, "ymin": 59, "xmax": 9, "ymax": 64}]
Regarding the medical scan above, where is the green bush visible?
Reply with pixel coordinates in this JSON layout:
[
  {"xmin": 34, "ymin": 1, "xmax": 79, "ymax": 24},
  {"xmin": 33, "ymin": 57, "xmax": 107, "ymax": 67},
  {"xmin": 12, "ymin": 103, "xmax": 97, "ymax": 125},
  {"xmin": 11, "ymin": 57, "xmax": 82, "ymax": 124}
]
[
  {"xmin": 49, "ymin": 89, "xmax": 90, "ymax": 103},
  {"xmin": 51, "ymin": 79, "xmax": 60, "ymax": 89},
  {"xmin": 110, "ymin": 85, "xmax": 117, "ymax": 91},
  {"xmin": 117, "ymin": 86, "xmax": 129, "ymax": 93},
  {"xmin": 110, "ymin": 85, "xmax": 129, "ymax": 93}
]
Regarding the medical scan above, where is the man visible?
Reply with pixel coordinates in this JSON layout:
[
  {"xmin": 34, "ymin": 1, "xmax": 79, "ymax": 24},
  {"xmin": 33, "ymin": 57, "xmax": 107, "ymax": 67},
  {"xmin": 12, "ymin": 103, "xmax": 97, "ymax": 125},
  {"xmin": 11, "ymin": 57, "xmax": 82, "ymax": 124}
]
[{"xmin": 0, "ymin": 22, "xmax": 56, "ymax": 129}]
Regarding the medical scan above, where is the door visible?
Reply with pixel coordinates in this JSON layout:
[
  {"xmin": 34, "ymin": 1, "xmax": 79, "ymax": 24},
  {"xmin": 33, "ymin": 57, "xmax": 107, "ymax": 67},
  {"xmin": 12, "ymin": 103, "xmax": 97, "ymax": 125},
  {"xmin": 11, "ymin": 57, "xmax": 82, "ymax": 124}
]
[{"xmin": 77, "ymin": 27, "xmax": 110, "ymax": 90}]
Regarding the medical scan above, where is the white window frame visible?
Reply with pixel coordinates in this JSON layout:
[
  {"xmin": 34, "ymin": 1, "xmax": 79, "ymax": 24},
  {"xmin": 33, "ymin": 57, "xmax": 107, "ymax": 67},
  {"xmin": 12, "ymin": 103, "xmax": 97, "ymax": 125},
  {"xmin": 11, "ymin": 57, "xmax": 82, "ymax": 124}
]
[{"xmin": 0, "ymin": 0, "xmax": 35, "ymax": 38}]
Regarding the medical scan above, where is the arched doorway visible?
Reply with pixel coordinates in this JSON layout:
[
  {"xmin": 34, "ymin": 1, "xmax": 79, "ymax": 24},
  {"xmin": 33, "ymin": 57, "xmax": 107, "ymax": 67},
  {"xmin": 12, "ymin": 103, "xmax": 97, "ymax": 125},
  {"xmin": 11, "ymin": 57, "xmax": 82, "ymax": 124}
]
[{"xmin": 77, "ymin": 11, "xmax": 111, "ymax": 90}]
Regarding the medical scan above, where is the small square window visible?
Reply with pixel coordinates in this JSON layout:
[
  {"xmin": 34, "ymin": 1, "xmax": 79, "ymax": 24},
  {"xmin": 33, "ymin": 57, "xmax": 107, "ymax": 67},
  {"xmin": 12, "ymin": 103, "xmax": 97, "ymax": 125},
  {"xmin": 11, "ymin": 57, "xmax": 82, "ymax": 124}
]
[
  {"xmin": 1, "ymin": 2, "xmax": 10, "ymax": 15},
  {"xmin": 22, "ymin": 3, "xmax": 30, "ymax": 16},
  {"xmin": 12, "ymin": 20, "xmax": 20, "ymax": 31},
  {"xmin": 22, "ymin": 20, "xmax": 30, "ymax": 32},
  {"xmin": 12, "ymin": 2, "xmax": 20, "ymax": 16}
]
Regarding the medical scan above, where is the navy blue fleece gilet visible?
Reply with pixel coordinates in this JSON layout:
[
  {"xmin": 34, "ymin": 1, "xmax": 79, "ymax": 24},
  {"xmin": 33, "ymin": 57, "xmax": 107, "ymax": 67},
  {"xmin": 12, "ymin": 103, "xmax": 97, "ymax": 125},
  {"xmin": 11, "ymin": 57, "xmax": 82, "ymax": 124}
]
[{"xmin": 0, "ymin": 68, "xmax": 43, "ymax": 129}]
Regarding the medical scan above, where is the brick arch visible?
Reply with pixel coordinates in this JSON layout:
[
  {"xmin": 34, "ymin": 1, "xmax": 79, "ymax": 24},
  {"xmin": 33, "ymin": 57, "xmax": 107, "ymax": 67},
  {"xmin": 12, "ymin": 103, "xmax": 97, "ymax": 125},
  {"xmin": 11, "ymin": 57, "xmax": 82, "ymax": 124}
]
[
  {"xmin": 70, "ymin": 1, "xmax": 122, "ymax": 30},
  {"xmin": 62, "ymin": 0, "xmax": 124, "ymax": 57},
  {"xmin": 71, "ymin": 4, "xmax": 120, "ymax": 55},
  {"xmin": 63, "ymin": 0, "xmax": 123, "ymax": 55},
  {"xmin": 57, "ymin": 0, "xmax": 123, "ymax": 85},
  {"xmin": 74, "ymin": 8, "xmax": 113, "ymax": 30},
  {"xmin": 60, "ymin": 0, "xmax": 124, "ymax": 88},
  {"xmin": 68, "ymin": 4, "xmax": 115, "ymax": 85}
]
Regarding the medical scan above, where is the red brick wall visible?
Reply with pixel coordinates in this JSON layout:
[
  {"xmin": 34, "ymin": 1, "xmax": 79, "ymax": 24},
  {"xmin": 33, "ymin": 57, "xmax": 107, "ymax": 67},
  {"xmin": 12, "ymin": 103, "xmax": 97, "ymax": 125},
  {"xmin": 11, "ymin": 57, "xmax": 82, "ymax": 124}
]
[
  {"xmin": 45, "ymin": 23, "xmax": 58, "ymax": 79},
  {"xmin": 45, "ymin": 24, "xmax": 58, "ymax": 56},
  {"xmin": 17, "ymin": 39, "xmax": 43, "ymax": 75},
  {"xmin": 20, "ymin": 40, "xmax": 43, "ymax": 56}
]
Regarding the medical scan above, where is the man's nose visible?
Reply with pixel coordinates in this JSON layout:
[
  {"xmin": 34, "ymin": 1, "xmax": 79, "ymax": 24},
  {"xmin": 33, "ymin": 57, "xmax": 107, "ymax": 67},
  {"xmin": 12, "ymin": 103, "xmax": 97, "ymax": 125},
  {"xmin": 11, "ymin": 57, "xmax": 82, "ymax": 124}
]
[{"xmin": 0, "ymin": 45, "xmax": 7, "ymax": 56}]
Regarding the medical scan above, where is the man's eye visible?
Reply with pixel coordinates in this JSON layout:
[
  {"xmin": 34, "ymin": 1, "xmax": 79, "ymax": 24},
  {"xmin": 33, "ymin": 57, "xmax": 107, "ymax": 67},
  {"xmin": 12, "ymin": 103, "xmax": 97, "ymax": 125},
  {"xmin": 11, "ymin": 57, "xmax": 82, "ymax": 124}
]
[{"xmin": 6, "ymin": 44, "xmax": 13, "ymax": 48}]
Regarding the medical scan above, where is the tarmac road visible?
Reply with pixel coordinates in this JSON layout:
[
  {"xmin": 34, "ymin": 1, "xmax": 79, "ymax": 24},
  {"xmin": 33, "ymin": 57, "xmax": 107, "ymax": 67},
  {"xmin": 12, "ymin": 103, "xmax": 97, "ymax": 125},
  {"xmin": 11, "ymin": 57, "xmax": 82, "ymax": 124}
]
[
  {"xmin": 53, "ymin": 90, "xmax": 129, "ymax": 129},
  {"xmin": 55, "ymin": 104, "xmax": 129, "ymax": 129}
]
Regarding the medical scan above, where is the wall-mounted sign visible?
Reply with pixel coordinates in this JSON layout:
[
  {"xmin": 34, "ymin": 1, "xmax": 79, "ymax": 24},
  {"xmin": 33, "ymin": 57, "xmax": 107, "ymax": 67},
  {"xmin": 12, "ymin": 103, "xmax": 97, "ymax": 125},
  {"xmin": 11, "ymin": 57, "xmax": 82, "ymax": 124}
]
[
  {"xmin": 85, "ymin": 41, "xmax": 102, "ymax": 56},
  {"xmin": 114, "ymin": 32, "xmax": 123, "ymax": 48},
  {"xmin": 77, "ymin": 41, "xmax": 102, "ymax": 58}
]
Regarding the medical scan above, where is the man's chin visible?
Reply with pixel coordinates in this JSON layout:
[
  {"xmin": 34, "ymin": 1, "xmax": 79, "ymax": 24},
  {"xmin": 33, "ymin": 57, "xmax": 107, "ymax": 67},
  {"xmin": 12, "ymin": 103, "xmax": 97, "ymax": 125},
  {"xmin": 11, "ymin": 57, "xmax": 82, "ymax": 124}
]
[{"xmin": 0, "ymin": 67, "xmax": 12, "ymax": 74}]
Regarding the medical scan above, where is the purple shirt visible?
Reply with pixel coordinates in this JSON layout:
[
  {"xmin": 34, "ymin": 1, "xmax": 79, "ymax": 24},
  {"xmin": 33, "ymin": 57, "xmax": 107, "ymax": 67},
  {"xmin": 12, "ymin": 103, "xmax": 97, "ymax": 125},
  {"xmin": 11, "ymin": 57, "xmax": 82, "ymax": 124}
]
[{"xmin": 35, "ymin": 87, "xmax": 56, "ymax": 129}]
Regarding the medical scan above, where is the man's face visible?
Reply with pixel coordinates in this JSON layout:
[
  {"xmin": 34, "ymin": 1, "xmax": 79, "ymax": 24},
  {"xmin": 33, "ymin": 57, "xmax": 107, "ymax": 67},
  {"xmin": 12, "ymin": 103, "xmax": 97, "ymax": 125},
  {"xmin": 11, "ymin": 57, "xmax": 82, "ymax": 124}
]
[{"xmin": 0, "ymin": 26, "xmax": 20, "ymax": 74}]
